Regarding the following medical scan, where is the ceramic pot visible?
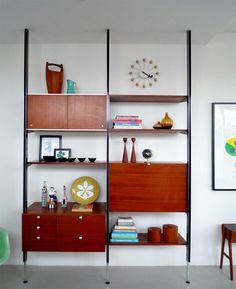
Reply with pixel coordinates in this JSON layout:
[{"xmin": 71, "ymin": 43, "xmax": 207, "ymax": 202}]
[
  {"xmin": 161, "ymin": 112, "xmax": 173, "ymax": 129},
  {"xmin": 46, "ymin": 62, "xmax": 63, "ymax": 93}
]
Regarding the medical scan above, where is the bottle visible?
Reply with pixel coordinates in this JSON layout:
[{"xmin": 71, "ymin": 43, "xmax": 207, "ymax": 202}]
[
  {"xmin": 61, "ymin": 185, "xmax": 68, "ymax": 208},
  {"xmin": 41, "ymin": 181, "xmax": 48, "ymax": 207}
]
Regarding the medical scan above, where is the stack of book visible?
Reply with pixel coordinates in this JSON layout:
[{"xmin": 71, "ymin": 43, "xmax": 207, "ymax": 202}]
[
  {"xmin": 112, "ymin": 115, "xmax": 142, "ymax": 129},
  {"xmin": 110, "ymin": 216, "xmax": 139, "ymax": 243}
]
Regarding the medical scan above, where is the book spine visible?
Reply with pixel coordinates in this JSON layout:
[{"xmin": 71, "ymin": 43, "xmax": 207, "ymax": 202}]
[
  {"xmin": 113, "ymin": 120, "xmax": 142, "ymax": 123},
  {"xmin": 117, "ymin": 222, "xmax": 135, "ymax": 226},
  {"xmin": 113, "ymin": 126, "xmax": 142, "ymax": 129}
]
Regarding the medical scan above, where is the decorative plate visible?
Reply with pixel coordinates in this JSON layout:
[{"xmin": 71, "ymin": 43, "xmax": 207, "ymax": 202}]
[{"xmin": 70, "ymin": 176, "xmax": 100, "ymax": 205}]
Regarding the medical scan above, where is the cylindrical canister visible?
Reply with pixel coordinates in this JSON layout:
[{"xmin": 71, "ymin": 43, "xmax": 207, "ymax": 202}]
[
  {"xmin": 148, "ymin": 227, "xmax": 162, "ymax": 243},
  {"xmin": 163, "ymin": 224, "xmax": 178, "ymax": 243}
]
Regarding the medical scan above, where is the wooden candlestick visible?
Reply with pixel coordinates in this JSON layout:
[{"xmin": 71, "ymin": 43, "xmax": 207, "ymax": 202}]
[
  {"xmin": 130, "ymin": 137, "xmax": 136, "ymax": 163},
  {"xmin": 122, "ymin": 137, "xmax": 128, "ymax": 163}
]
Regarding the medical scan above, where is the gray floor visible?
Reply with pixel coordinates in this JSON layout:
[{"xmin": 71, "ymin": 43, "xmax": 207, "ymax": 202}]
[{"xmin": 0, "ymin": 265, "xmax": 236, "ymax": 289}]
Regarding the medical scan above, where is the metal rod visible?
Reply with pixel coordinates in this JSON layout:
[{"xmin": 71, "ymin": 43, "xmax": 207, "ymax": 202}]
[
  {"xmin": 23, "ymin": 257, "xmax": 28, "ymax": 283},
  {"xmin": 105, "ymin": 262, "xmax": 110, "ymax": 285},
  {"xmin": 106, "ymin": 28, "xmax": 110, "ymax": 265},
  {"xmin": 186, "ymin": 261, "xmax": 190, "ymax": 284},
  {"xmin": 23, "ymin": 28, "xmax": 29, "ymax": 213},
  {"xmin": 186, "ymin": 30, "xmax": 191, "ymax": 264}
]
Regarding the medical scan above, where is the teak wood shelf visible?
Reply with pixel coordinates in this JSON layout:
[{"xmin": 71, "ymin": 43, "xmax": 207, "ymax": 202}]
[
  {"xmin": 27, "ymin": 161, "xmax": 107, "ymax": 166},
  {"xmin": 110, "ymin": 128, "xmax": 187, "ymax": 134},
  {"xmin": 110, "ymin": 94, "xmax": 187, "ymax": 103},
  {"xmin": 109, "ymin": 233, "xmax": 186, "ymax": 246}
]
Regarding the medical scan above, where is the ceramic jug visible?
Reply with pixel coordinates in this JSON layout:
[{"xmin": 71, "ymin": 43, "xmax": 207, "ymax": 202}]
[
  {"xmin": 46, "ymin": 62, "xmax": 63, "ymax": 93},
  {"xmin": 67, "ymin": 79, "xmax": 76, "ymax": 94}
]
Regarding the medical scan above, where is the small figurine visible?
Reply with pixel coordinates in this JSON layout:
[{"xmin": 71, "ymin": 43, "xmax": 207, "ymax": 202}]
[{"xmin": 48, "ymin": 187, "xmax": 57, "ymax": 207}]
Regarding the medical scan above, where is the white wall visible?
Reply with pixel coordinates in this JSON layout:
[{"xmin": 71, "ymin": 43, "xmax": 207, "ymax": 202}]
[{"xmin": 0, "ymin": 33, "xmax": 236, "ymax": 266}]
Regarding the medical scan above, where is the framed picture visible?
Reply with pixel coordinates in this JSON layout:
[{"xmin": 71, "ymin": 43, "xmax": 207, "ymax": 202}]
[
  {"xmin": 212, "ymin": 103, "xmax": 236, "ymax": 190},
  {"xmin": 39, "ymin": 135, "xmax": 62, "ymax": 161},
  {"xmin": 54, "ymin": 148, "xmax": 71, "ymax": 159}
]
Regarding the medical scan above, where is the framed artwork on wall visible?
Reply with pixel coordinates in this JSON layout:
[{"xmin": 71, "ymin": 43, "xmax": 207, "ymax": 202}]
[
  {"xmin": 54, "ymin": 148, "xmax": 71, "ymax": 159},
  {"xmin": 212, "ymin": 103, "xmax": 236, "ymax": 190},
  {"xmin": 39, "ymin": 135, "xmax": 62, "ymax": 161}
]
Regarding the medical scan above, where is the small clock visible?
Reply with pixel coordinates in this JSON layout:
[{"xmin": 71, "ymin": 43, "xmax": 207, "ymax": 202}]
[{"xmin": 129, "ymin": 58, "xmax": 159, "ymax": 88}]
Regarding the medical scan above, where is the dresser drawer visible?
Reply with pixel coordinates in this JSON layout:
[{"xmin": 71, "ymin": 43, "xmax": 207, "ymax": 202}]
[
  {"xmin": 23, "ymin": 225, "xmax": 56, "ymax": 235},
  {"xmin": 57, "ymin": 215, "xmax": 105, "ymax": 234},
  {"xmin": 57, "ymin": 234, "xmax": 105, "ymax": 252},
  {"xmin": 22, "ymin": 214, "xmax": 57, "ymax": 226},
  {"xmin": 22, "ymin": 234, "xmax": 56, "ymax": 251}
]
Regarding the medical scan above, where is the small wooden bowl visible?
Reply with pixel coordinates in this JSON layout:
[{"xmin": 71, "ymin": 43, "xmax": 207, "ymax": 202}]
[
  {"xmin": 163, "ymin": 224, "xmax": 178, "ymax": 243},
  {"xmin": 148, "ymin": 227, "xmax": 162, "ymax": 243}
]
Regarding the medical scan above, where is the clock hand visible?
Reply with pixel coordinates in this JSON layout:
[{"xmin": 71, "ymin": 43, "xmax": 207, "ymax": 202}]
[{"xmin": 142, "ymin": 71, "xmax": 153, "ymax": 78}]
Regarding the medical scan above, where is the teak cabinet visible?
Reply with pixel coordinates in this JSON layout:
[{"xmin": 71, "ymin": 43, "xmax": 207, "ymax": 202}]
[
  {"xmin": 28, "ymin": 94, "xmax": 106, "ymax": 130},
  {"xmin": 22, "ymin": 202, "xmax": 106, "ymax": 252},
  {"xmin": 110, "ymin": 163, "xmax": 187, "ymax": 212}
]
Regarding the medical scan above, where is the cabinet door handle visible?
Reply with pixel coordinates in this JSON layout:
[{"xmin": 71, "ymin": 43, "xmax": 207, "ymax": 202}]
[
  {"xmin": 29, "ymin": 123, "xmax": 33, "ymax": 127},
  {"xmin": 101, "ymin": 124, "xmax": 104, "ymax": 128},
  {"xmin": 78, "ymin": 235, "xmax": 83, "ymax": 240},
  {"xmin": 36, "ymin": 236, "xmax": 41, "ymax": 240},
  {"xmin": 36, "ymin": 226, "xmax": 41, "ymax": 230},
  {"xmin": 36, "ymin": 215, "xmax": 41, "ymax": 219},
  {"xmin": 79, "ymin": 216, "xmax": 83, "ymax": 220}
]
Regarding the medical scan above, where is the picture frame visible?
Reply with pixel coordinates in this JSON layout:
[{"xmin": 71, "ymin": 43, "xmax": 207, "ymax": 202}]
[
  {"xmin": 39, "ymin": 135, "xmax": 62, "ymax": 161},
  {"xmin": 212, "ymin": 103, "xmax": 236, "ymax": 190},
  {"xmin": 54, "ymin": 148, "xmax": 71, "ymax": 159}
]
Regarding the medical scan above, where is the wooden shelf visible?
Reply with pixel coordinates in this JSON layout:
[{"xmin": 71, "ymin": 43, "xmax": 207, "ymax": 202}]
[
  {"xmin": 27, "ymin": 128, "xmax": 107, "ymax": 133},
  {"xmin": 110, "ymin": 94, "xmax": 187, "ymax": 103},
  {"xmin": 109, "ymin": 233, "xmax": 186, "ymax": 246},
  {"xmin": 110, "ymin": 128, "xmax": 187, "ymax": 134},
  {"xmin": 27, "ymin": 161, "xmax": 106, "ymax": 166}
]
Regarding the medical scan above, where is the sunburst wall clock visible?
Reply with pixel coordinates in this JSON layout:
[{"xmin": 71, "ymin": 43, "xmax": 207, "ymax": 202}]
[{"xmin": 129, "ymin": 58, "xmax": 159, "ymax": 88}]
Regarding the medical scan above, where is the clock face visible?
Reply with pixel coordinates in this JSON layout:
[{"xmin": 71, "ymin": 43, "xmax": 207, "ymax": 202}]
[{"xmin": 129, "ymin": 58, "xmax": 159, "ymax": 88}]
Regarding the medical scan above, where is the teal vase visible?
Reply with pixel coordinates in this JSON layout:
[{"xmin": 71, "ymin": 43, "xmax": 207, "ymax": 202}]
[{"xmin": 67, "ymin": 79, "xmax": 76, "ymax": 94}]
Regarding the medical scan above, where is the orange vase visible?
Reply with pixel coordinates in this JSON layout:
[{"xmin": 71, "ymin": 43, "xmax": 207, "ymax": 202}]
[
  {"xmin": 46, "ymin": 62, "xmax": 63, "ymax": 93},
  {"xmin": 161, "ymin": 112, "xmax": 173, "ymax": 129}
]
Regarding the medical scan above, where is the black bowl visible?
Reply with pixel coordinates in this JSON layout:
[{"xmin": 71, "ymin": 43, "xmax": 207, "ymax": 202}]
[
  {"xmin": 78, "ymin": 157, "xmax": 86, "ymax": 162},
  {"xmin": 43, "ymin": 156, "xmax": 56, "ymax": 162},
  {"xmin": 68, "ymin": 157, "xmax": 76, "ymax": 162},
  {"xmin": 58, "ymin": 157, "xmax": 68, "ymax": 162},
  {"xmin": 88, "ymin": 157, "xmax": 96, "ymax": 163}
]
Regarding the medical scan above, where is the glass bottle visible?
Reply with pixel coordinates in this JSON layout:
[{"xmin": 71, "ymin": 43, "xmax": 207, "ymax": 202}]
[
  {"xmin": 61, "ymin": 185, "xmax": 68, "ymax": 208},
  {"xmin": 41, "ymin": 181, "xmax": 48, "ymax": 207}
]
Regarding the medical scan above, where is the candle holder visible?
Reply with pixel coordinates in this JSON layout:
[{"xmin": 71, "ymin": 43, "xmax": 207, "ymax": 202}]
[
  {"xmin": 130, "ymin": 137, "xmax": 136, "ymax": 163},
  {"xmin": 122, "ymin": 137, "xmax": 128, "ymax": 163}
]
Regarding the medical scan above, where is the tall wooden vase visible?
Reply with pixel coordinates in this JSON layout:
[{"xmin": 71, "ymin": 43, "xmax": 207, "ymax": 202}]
[
  {"xmin": 122, "ymin": 137, "xmax": 128, "ymax": 163},
  {"xmin": 46, "ymin": 62, "xmax": 64, "ymax": 93},
  {"xmin": 130, "ymin": 138, "xmax": 136, "ymax": 163}
]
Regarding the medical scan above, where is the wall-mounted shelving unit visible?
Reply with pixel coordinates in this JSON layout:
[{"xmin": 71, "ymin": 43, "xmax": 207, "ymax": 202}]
[{"xmin": 22, "ymin": 28, "xmax": 191, "ymax": 285}]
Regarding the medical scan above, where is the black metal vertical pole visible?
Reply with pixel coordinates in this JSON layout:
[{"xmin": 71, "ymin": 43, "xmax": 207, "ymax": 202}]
[
  {"xmin": 186, "ymin": 30, "xmax": 191, "ymax": 282},
  {"xmin": 105, "ymin": 28, "xmax": 110, "ymax": 285},
  {"xmin": 23, "ymin": 28, "xmax": 29, "ymax": 213},
  {"xmin": 23, "ymin": 28, "xmax": 29, "ymax": 282}
]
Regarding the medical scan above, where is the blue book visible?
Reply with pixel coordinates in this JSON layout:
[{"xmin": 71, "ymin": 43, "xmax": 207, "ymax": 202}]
[
  {"xmin": 110, "ymin": 238, "xmax": 139, "ymax": 243},
  {"xmin": 111, "ymin": 232, "xmax": 138, "ymax": 239}
]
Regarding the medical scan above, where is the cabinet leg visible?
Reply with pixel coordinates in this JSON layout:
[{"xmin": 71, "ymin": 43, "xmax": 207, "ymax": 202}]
[
  {"xmin": 105, "ymin": 262, "xmax": 110, "ymax": 285},
  {"xmin": 186, "ymin": 262, "xmax": 190, "ymax": 284},
  {"xmin": 228, "ymin": 239, "xmax": 234, "ymax": 281},
  {"xmin": 220, "ymin": 227, "xmax": 226, "ymax": 269}
]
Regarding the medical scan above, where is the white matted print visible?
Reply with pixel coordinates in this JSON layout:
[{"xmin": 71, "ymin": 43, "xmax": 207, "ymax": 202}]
[{"xmin": 212, "ymin": 103, "xmax": 236, "ymax": 190}]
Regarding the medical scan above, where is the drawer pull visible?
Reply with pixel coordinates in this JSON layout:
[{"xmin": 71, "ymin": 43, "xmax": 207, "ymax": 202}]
[
  {"xmin": 36, "ymin": 215, "xmax": 41, "ymax": 219},
  {"xmin": 79, "ymin": 216, "xmax": 83, "ymax": 220},
  {"xmin": 36, "ymin": 236, "xmax": 41, "ymax": 240},
  {"xmin": 79, "ymin": 236, "xmax": 83, "ymax": 240},
  {"xmin": 36, "ymin": 226, "xmax": 41, "ymax": 230}
]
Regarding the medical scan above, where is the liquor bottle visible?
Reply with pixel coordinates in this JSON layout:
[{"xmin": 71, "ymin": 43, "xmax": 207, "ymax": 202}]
[
  {"xmin": 41, "ymin": 181, "xmax": 48, "ymax": 207},
  {"xmin": 61, "ymin": 185, "xmax": 68, "ymax": 208}
]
